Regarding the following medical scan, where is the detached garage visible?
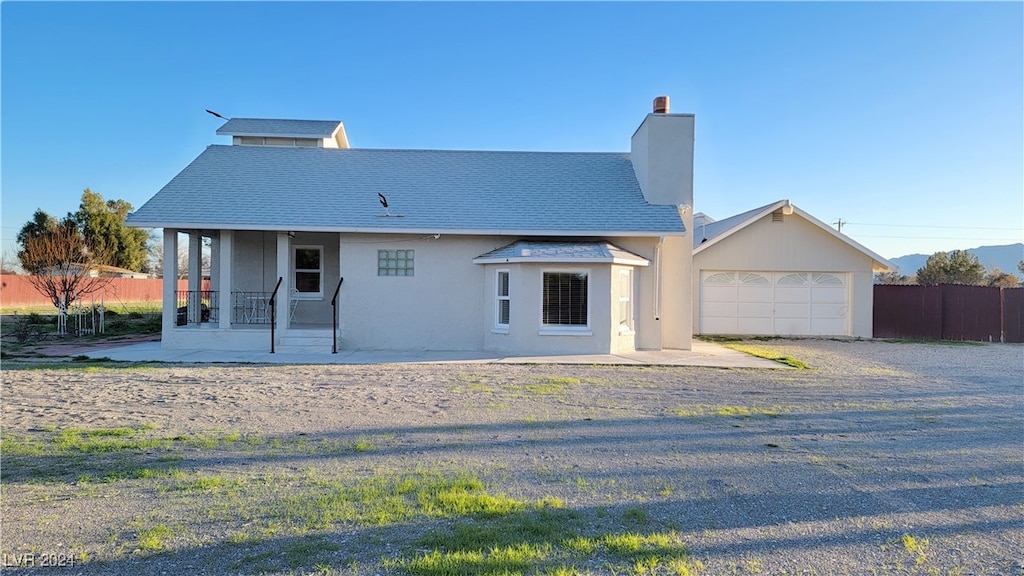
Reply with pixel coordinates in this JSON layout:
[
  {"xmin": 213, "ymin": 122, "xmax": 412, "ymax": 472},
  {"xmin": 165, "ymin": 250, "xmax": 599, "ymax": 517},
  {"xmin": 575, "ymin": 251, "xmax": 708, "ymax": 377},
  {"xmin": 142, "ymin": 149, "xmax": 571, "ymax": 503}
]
[{"xmin": 692, "ymin": 200, "xmax": 893, "ymax": 338}]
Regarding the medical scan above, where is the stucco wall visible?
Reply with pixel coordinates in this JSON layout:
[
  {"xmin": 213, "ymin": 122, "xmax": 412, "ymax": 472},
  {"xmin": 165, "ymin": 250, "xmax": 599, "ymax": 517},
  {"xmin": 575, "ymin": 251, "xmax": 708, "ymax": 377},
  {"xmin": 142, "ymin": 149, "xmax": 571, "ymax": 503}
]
[
  {"xmin": 161, "ymin": 231, "xmax": 693, "ymax": 353},
  {"xmin": 232, "ymin": 231, "xmax": 277, "ymax": 292},
  {"xmin": 336, "ymin": 234, "xmax": 514, "ymax": 350},
  {"xmin": 691, "ymin": 213, "xmax": 877, "ymax": 338}
]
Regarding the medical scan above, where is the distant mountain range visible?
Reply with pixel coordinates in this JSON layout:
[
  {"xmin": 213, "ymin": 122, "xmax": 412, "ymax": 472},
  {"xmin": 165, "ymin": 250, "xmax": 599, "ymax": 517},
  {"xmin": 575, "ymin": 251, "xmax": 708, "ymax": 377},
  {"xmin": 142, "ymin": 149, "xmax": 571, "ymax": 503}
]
[{"xmin": 888, "ymin": 243, "xmax": 1023, "ymax": 276}]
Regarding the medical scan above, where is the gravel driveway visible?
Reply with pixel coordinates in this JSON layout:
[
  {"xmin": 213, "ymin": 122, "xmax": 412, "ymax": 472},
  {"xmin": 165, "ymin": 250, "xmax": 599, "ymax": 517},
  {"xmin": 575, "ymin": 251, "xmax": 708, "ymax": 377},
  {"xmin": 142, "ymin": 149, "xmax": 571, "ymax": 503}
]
[{"xmin": 2, "ymin": 339, "xmax": 1021, "ymax": 575}]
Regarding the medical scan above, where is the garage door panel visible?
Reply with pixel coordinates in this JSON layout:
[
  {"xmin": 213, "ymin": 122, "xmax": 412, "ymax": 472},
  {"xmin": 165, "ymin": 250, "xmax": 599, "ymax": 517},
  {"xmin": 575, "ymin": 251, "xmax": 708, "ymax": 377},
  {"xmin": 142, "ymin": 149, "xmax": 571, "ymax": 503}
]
[
  {"xmin": 775, "ymin": 302, "xmax": 810, "ymax": 318},
  {"xmin": 775, "ymin": 287, "xmax": 810, "ymax": 303},
  {"xmin": 702, "ymin": 285, "xmax": 737, "ymax": 302},
  {"xmin": 702, "ymin": 317, "xmax": 738, "ymax": 334},
  {"xmin": 700, "ymin": 271, "xmax": 850, "ymax": 337},
  {"xmin": 737, "ymin": 302, "xmax": 773, "ymax": 317},
  {"xmin": 775, "ymin": 318, "xmax": 810, "ymax": 335},
  {"xmin": 811, "ymin": 287, "xmax": 846, "ymax": 303},
  {"xmin": 737, "ymin": 285, "xmax": 773, "ymax": 302},
  {"xmin": 811, "ymin": 303, "xmax": 847, "ymax": 318},
  {"xmin": 811, "ymin": 318, "xmax": 847, "ymax": 334},
  {"xmin": 738, "ymin": 317, "xmax": 773, "ymax": 334}
]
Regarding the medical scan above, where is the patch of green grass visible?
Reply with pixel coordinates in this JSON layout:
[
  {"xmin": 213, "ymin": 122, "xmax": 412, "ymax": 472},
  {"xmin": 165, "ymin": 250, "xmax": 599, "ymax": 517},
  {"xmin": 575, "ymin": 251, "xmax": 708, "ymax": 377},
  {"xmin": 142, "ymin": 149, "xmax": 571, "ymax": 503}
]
[
  {"xmin": 277, "ymin": 471, "xmax": 540, "ymax": 531},
  {"xmin": 901, "ymin": 533, "xmax": 930, "ymax": 565},
  {"xmin": 672, "ymin": 404, "xmax": 786, "ymax": 419},
  {"xmin": 136, "ymin": 523, "xmax": 172, "ymax": 551},
  {"xmin": 178, "ymin": 474, "xmax": 243, "ymax": 493},
  {"xmin": 520, "ymin": 376, "xmax": 583, "ymax": 395},
  {"xmin": 622, "ymin": 507, "xmax": 650, "ymax": 525},
  {"xmin": 0, "ymin": 424, "xmax": 251, "ymax": 484},
  {"xmin": 395, "ymin": 517, "xmax": 700, "ymax": 576},
  {"xmin": 719, "ymin": 343, "xmax": 810, "ymax": 369},
  {"xmin": 351, "ymin": 437, "xmax": 374, "ymax": 452},
  {"xmin": 281, "ymin": 536, "xmax": 342, "ymax": 569}
]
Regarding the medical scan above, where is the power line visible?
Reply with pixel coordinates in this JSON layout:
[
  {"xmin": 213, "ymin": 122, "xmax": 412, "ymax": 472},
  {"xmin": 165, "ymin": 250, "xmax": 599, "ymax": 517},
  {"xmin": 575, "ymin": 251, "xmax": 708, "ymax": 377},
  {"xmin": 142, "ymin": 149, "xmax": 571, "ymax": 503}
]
[
  {"xmin": 851, "ymin": 234, "xmax": 1022, "ymax": 241},
  {"xmin": 845, "ymin": 222, "xmax": 1023, "ymax": 231}
]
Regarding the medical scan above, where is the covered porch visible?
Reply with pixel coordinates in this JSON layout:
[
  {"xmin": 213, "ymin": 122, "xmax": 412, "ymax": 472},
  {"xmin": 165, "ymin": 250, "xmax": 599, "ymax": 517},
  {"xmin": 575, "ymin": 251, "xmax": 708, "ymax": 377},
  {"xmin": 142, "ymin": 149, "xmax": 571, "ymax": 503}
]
[{"xmin": 161, "ymin": 229, "xmax": 343, "ymax": 353}]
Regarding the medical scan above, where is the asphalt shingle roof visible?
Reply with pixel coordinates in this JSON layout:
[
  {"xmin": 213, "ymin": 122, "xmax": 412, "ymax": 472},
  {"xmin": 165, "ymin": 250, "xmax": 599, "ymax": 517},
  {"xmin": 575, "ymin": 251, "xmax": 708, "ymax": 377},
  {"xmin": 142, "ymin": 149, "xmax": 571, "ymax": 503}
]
[
  {"xmin": 216, "ymin": 118, "xmax": 342, "ymax": 138},
  {"xmin": 127, "ymin": 145, "xmax": 686, "ymax": 236},
  {"xmin": 693, "ymin": 202, "xmax": 776, "ymax": 248},
  {"xmin": 474, "ymin": 241, "xmax": 649, "ymax": 264}
]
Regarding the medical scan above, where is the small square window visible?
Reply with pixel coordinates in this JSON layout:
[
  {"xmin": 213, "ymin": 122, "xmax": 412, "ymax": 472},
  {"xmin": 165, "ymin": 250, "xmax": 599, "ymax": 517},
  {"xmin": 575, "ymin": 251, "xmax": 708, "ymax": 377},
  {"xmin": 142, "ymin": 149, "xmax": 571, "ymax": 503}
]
[{"xmin": 378, "ymin": 249, "xmax": 414, "ymax": 276}]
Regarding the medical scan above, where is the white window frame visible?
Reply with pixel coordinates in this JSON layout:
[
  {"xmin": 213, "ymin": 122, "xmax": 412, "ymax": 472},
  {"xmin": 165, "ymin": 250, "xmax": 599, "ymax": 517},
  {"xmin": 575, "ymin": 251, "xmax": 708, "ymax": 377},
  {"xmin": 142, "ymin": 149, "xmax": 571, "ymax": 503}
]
[
  {"xmin": 618, "ymin": 268, "xmax": 634, "ymax": 335},
  {"xmin": 377, "ymin": 249, "xmax": 415, "ymax": 277},
  {"xmin": 539, "ymin": 269, "xmax": 592, "ymax": 336},
  {"xmin": 494, "ymin": 269, "xmax": 510, "ymax": 334},
  {"xmin": 293, "ymin": 245, "xmax": 323, "ymax": 299}
]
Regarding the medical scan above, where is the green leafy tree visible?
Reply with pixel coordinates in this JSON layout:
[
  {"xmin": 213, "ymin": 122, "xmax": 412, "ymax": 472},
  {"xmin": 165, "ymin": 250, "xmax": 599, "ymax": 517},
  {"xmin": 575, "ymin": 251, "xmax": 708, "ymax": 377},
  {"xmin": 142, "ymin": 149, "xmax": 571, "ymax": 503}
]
[
  {"xmin": 72, "ymin": 189, "xmax": 150, "ymax": 272},
  {"xmin": 915, "ymin": 250, "xmax": 986, "ymax": 286}
]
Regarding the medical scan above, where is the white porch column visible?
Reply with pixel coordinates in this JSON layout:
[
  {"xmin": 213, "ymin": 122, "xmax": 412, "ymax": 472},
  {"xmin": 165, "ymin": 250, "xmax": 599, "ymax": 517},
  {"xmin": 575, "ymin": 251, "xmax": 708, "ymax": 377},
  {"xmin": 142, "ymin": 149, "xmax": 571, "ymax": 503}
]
[
  {"xmin": 276, "ymin": 232, "xmax": 291, "ymax": 330},
  {"xmin": 188, "ymin": 232, "xmax": 202, "ymax": 323},
  {"xmin": 162, "ymin": 229, "xmax": 178, "ymax": 337},
  {"xmin": 216, "ymin": 231, "xmax": 233, "ymax": 327}
]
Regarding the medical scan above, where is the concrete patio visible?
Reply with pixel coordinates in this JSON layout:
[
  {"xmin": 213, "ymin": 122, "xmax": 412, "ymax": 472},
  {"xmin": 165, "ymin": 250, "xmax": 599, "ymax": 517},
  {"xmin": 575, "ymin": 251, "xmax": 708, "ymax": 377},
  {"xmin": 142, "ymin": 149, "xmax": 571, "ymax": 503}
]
[{"xmin": 83, "ymin": 340, "xmax": 787, "ymax": 368}]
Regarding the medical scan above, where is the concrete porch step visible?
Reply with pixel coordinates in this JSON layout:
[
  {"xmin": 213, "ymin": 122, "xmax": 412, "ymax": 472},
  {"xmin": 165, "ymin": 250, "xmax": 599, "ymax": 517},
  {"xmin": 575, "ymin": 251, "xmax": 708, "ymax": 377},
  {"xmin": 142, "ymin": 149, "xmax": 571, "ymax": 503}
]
[{"xmin": 277, "ymin": 329, "xmax": 337, "ymax": 354}]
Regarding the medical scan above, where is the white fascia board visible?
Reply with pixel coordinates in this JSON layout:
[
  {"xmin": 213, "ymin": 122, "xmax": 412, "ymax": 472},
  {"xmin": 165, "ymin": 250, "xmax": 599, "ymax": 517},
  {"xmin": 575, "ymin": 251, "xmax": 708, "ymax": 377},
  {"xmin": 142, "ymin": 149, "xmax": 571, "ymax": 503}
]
[
  {"xmin": 219, "ymin": 131, "xmax": 334, "ymax": 139},
  {"xmin": 125, "ymin": 221, "xmax": 687, "ymax": 238},
  {"xmin": 688, "ymin": 200, "xmax": 895, "ymax": 272},
  {"xmin": 791, "ymin": 206, "xmax": 895, "ymax": 271},
  {"xmin": 473, "ymin": 256, "xmax": 650, "ymax": 266}
]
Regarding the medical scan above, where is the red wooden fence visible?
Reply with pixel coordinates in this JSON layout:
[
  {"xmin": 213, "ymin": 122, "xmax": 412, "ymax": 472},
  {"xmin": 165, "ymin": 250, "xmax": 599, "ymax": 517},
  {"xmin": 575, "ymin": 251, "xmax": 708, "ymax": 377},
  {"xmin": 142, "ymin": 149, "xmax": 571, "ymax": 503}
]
[
  {"xmin": 874, "ymin": 284, "xmax": 1023, "ymax": 343},
  {"xmin": 0, "ymin": 274, "xmax": 208, "ymax": 310}
]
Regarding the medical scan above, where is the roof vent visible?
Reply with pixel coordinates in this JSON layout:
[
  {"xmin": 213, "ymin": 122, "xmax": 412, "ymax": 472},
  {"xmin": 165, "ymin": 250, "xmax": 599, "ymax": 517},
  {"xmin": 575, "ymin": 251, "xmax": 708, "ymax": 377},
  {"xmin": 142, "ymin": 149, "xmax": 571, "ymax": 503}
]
[{"xmin": 653, "ymin": 96, "xmax": 670, "ymax": 114}]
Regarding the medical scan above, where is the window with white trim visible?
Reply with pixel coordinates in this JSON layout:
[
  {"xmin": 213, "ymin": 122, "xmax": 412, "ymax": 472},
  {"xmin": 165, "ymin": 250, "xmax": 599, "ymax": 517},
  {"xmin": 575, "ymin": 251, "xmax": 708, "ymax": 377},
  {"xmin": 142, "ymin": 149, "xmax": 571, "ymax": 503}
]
[
  {"xmin": 293, "ymin": 246, "xmax": 323, "ymax": 297},
  {"xmin": 495, "ymin": 270, "xmax": 510, "ymax": 331},
  {"xmin": 618, "ymin": 269, "xmax": 633, "ymax": 333},
  {"xmin": 542, "ymin": 271, "xmax": 589, "ymax": 327},
  {"xmin": 378, "ymin": 249, "xmax": 414, "ymax": 276}
]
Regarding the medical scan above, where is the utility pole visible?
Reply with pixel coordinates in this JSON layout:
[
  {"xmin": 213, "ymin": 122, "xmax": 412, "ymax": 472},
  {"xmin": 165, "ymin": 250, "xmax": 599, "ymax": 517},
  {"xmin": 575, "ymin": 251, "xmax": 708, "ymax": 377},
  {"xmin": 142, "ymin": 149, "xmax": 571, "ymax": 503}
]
[{"xmin": 833, "ymin": 218, "xmax": 845, "ymax": 233}]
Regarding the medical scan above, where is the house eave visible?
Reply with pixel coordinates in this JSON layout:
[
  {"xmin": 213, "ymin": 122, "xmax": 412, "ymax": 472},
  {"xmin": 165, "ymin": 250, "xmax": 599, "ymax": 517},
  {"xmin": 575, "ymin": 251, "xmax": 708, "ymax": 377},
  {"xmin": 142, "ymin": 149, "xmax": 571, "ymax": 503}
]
[
  {"xmin": 472, "ymin": 256, "xmax": 650, "ymax": 266},
  {"xmin": 692, "ymin": 200, "xmax": 894, "ymax": 271},
  {"xmin": 126, "ymin": 220, "xmax": 687, "ymax": 238}
]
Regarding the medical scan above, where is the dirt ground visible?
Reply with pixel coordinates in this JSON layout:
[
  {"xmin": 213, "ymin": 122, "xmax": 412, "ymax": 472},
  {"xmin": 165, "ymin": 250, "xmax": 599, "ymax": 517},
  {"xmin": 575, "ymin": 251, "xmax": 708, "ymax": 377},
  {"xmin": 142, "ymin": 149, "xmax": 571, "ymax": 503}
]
[{"xmin": 1, "ymin": 339, "xmax": 1022, "ymax": 575}]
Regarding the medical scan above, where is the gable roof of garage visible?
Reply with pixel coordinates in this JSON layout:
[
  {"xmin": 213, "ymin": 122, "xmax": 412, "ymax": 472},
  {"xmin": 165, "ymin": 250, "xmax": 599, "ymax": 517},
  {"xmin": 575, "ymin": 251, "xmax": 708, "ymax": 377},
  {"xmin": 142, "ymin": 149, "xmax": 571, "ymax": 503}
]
[{"xmin": 693, "ymin": 199, "xmax": 894, "ymax": 271}]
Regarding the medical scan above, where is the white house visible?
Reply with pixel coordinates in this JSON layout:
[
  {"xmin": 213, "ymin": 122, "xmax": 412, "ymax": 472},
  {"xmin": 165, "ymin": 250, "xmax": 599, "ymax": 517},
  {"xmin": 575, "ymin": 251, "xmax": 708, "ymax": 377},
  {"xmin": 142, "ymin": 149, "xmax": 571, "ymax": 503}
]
[
  {"xmin": 127, "ymin": 98, "xmax": 696, "ymax": 354},
  {"xmin": 692, "ymin": 201, "xmax": 893, "ymax": 338}
]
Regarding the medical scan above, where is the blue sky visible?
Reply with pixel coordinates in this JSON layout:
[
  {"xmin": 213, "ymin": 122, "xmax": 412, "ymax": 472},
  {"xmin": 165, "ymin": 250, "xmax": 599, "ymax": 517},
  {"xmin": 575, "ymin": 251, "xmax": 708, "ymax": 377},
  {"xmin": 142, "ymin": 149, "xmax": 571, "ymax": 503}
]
[{"xmin": 2, "ymin": 1, "xmax": 1022, "ymax": 266}]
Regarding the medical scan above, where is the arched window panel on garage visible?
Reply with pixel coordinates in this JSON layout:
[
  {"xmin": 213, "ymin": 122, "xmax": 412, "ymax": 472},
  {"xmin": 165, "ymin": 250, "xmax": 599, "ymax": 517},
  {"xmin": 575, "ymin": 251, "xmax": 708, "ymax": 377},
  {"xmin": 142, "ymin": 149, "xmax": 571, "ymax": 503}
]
[
  {"xmin": 812, "ymin": 273, "xmax": 843, "ymax": 285},
  {"xmin": 778, "ymin": 273, "xmax": 809, "ymax": 285},
  {"xmin": 740, "ymin": 273, "xmax": 769, "ymax": 284},
  {"xmin": 705, "ymin": 272, "xmax": 735, "ymax": 284}
]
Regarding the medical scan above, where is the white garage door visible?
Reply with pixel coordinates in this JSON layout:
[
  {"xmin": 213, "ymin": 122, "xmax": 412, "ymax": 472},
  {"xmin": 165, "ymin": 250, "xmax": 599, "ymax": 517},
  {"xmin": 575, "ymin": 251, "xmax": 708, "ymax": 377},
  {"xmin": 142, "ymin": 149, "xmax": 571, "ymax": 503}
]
[{"xmin": 700, "ymin": 271, "xmax": 850, "ymax": 336}]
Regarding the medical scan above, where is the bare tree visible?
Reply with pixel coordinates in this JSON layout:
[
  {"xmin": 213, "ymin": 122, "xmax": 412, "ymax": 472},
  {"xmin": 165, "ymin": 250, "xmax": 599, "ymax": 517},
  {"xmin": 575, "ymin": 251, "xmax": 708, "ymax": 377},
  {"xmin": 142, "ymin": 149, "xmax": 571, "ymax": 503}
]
[
  {"xmin": 20, "ymin": 224, "xmax": 110, "ymax": 311},
  {"xmin": 1, "ymin": 246, "xmax": 22, "ymax": 274},
  {"xmin": 147, "ymin": 232, "xmax": 210, "ymax": 279},
  {"xmin": 875, "ymin": 270, "xmax": 911, "ymax": 285}
]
